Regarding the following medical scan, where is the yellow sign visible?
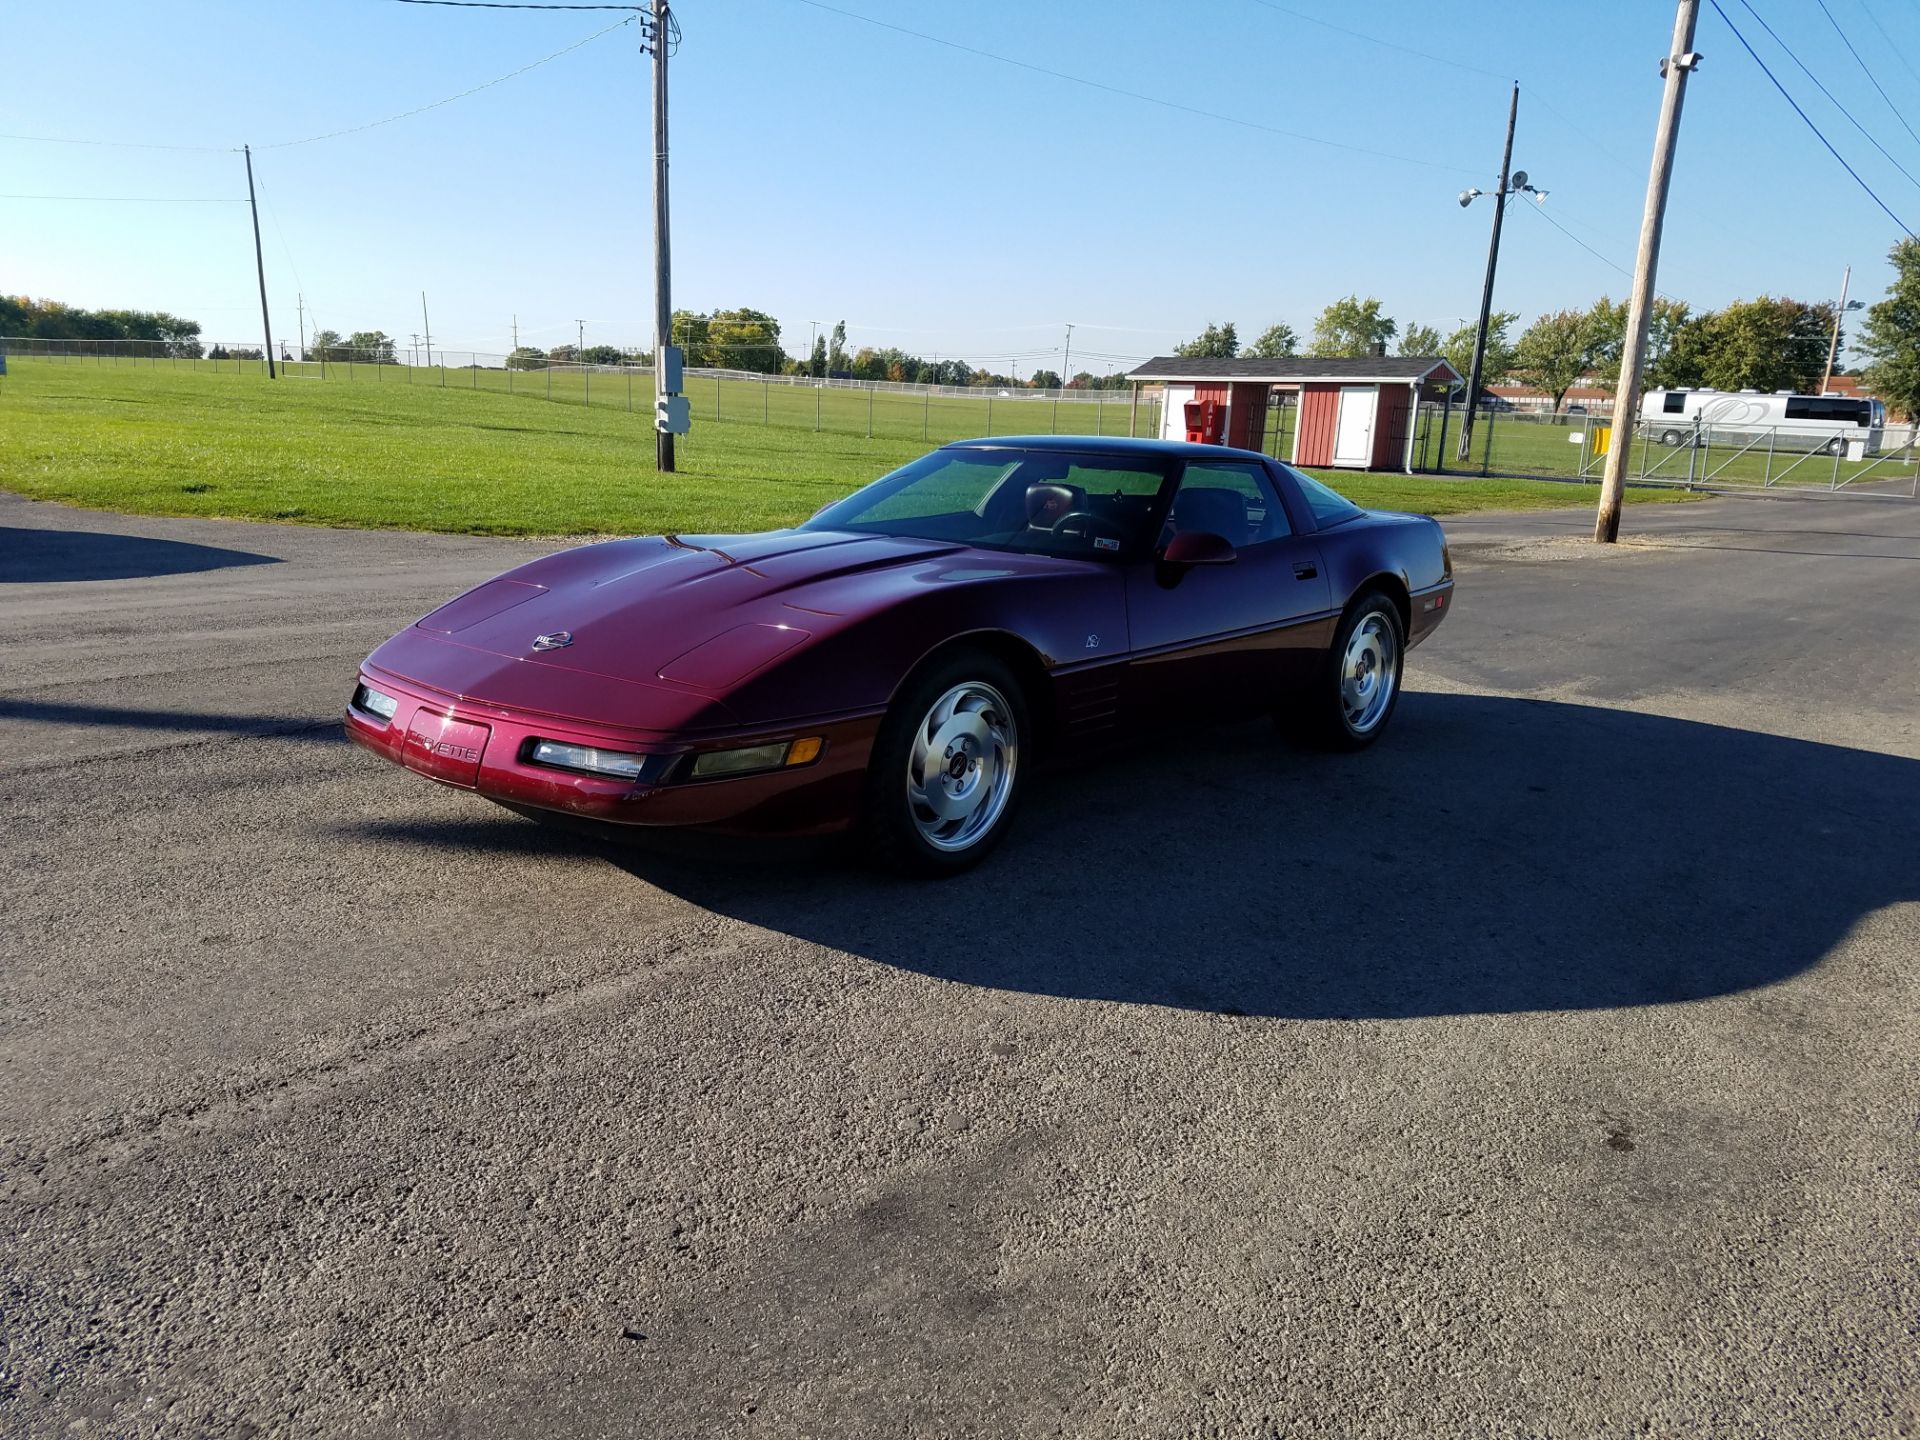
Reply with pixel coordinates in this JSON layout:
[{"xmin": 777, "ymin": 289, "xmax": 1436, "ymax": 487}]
[{"xmin": 1593, "ymin": 423, "xmax": 1611, "ymax": 456}]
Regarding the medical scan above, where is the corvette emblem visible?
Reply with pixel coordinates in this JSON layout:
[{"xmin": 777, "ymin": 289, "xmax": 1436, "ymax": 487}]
[{"xmin": 531, "ymin": 630, "xmax": 574, "ymax": 652}]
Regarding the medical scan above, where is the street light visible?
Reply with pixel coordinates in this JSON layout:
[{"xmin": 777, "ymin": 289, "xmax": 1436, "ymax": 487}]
[
  {"xmin": 1821, "ymin": 264, "xmax": 1864, "ymax": 394},
  {"xmin": 1455, "ymin": 122, "xmax": 1549, "ymax": 460}
]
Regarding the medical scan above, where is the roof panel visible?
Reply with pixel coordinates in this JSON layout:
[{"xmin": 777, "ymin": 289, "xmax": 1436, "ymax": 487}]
[{"xmin": 1127, "ymin": 355, "xmax": 1460, "ymax": 383}]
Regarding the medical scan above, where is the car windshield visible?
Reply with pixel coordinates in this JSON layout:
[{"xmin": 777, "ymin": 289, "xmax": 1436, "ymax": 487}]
[
  {"xmin": 1281, "ymin": 463, "xmax": 1364, "ymax": 528},
  {"xmin": 802, "ymin": 447, "xmax": 1179, "ymax": 560}
]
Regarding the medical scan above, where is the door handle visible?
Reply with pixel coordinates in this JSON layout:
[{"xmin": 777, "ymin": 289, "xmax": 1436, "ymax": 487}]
[{"xmin": 1293, "ymin": 561, "xmax": 1318, "ymax": 580}]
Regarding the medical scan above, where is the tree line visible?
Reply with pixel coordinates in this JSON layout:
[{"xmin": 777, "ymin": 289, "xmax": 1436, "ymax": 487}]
[
  {"xmin": 1173, "ymin": 243, "xmax": 1920, "ymax": 420},
  {"xmin": 1, "ymin": 296, "xmax": 204, "ymax": 357},
  {"xmin": 9, "ymin": 238, "xmax": 1914, "ymax": 418}
]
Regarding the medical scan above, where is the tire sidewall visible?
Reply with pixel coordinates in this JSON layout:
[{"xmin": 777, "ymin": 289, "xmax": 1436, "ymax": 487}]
[
  {"xmin": 863, "ymin": 649, "xmax": 1028, "ymax": 876},
  {"xmin": 1322, "ymin": 593, "xmax": 1405, "ymax": 749}
]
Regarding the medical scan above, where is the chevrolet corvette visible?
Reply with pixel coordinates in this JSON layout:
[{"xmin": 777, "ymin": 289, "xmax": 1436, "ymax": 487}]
[{"xmin": 347, "ymin": 437, "xmax": 1453, "ymax": 873}]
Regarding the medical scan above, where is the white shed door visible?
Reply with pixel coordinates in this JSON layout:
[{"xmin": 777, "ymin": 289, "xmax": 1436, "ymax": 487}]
[{"xmin": 1333, "ymin": 386, "xmax": 1376, "ymax": 467}]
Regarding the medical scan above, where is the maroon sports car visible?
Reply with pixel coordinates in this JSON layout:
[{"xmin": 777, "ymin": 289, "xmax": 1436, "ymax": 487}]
[{"xmin": 347, "ymin": 437, "xmax": 1452, "ymax": 873}]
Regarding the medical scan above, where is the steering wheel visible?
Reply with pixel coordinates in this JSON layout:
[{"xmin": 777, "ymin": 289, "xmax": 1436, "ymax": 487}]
[{"xmin": 1051, "ymin": 510, "xmax": 1123, "ymax": 548}]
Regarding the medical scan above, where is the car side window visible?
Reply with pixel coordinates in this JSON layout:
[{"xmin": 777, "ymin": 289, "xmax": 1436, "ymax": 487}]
[
  {"xmin": 1168, "ymin": 462, "xmax": 1291, "ymax": 548},
  {"xmin": 1277, "ymin": 463, "xmax": 1363, "ymax": 529}
]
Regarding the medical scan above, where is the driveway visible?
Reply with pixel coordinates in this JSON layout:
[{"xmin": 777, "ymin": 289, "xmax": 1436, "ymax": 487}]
[{"xmin": 2, "ymin": 489, "xmax": 1916, "ymax": 1437}]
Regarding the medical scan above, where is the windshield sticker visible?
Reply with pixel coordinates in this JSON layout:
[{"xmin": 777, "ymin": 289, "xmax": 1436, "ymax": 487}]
[{"xmin": 1094, "ymin": 536, "xmax": 1120, "ymax": 551}]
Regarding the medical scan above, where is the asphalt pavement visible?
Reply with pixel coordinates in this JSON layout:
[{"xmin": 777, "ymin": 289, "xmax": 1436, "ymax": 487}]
[{"xmin": 2, "ymin": 487, "xmax": 1917, "ymax": 1438}]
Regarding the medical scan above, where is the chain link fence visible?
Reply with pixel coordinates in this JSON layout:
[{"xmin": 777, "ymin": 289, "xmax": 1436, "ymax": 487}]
[
  {"xmin": 0, "ymin": 336, "xmax": 1162, "ymax": 446},
  {"xmin": 1403, "ymin": 393, "xmax": 1917, "ymax": 498}
]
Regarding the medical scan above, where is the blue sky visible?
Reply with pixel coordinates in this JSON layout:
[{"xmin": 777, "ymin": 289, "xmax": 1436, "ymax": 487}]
[{"xmin": 6, "ymin": 0, "xmax": 1915, "ymax": 373}]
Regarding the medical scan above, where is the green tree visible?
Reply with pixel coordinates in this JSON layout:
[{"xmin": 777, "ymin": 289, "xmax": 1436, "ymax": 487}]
[
  {"xmin": 1244, "ymin": 322, "xmax": 1298, "ymax": 359},
  {"xmin": 706, "ymin": 307, "xmax": 783, "ymax": 373},
  {"xmin": 828, "ymin": 320, "xmax": 848, "ymax": 375},
  {"xmin": 307, "ymin": 328, "xmax": 344, "ymax": 362},
  {"xmin": 345, "ymin": 330, "xmax": 397, "ymax": 364},
  {"xmin": 669, "ymin": 310, "xmax": 710, "ymax": 368},
  {"xmin": 581, "ymin": 344, "xmax": 625, "ymax": 366},
  {"xmin": 1689, "ymin": 296, "xmax": 1833, "ymax": 393},
  {"xmin": 1441, "ymin": 311, "xmax": 1518, "ymax": 386},
  {"xmin": 506, "ymin": 345, "xmax": 548, "ymax": 371},
  {"xmin": 808, "ymin": 334, "xmax": 827, "ymax": 378},
  {"xmin": 1397, "ymin": 323, "xmax": 1442, "ymax": 357},
  {"xmin": 1029, "ymin": 368, "xmax": 1062, "ymax": 389},
  {"xmin": 1308, "ymin": 296, "xmax": 1396, "ymax": 357},
  {"xmin": 1859, "ymin": 236, "xmax": 1920, "ymax": 420},
  {"xmin": 1513, "ymin": 309, "xmax": 1600, "ymax": 411},
  {"xmin": 1174, "ymin": 321, "xmax": 1240, "ymax": 358}
]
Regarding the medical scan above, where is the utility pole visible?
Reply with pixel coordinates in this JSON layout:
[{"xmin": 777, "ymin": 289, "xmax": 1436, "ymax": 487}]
[
  {"xmin": 1596, "ymin": 0, "xmax": 1702, "ymax": 543},
  {"xmin": 1820, "ymin": 264, "xmax": 1852, "ymax": 394},
  {"xmin": 1062, "ymin": 323, "xmax": 1074, "ymax": 389},
  {"xmin": 512, "ymin": 314, "xmax": 519, "ymax": 353},
  {"xmin": 576, "ymin": 319, "xmax": 585, "ymax": 356},
  {"xmin": 297, "ymin": 293, "xmax": 306, "ymax": 362},
  {"xmin": 1456, "ymin": 84, "xmax": 1518, "ymax": 461},
  {"xmin": 241, "ymin": 145, "xmax": 276, "ymax": 379},
  {"xmin": 651, "ymin": 0, "xmax": 676, "ymax": 471},
  {"xmin": 410, "ymin": 333, "xmax": 420, "ymax": 368},
  {"xmin": 421, "ymin": 292, "xmax": 433, "ymax": 369}
]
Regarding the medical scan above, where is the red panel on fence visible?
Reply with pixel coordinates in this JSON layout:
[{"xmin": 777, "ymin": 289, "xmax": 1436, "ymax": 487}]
[
  {"xmin": 1371, "ymin": 384, "xmax": 1411, "ymax": 469},
  {"xmin": 1295, "ymin": 384, "xmax": 1340, "ymax": 467}
]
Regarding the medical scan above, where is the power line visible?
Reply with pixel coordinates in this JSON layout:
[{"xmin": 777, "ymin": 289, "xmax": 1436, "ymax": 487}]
[
  {"xmin": 1708, "ymin": 0, "xmax": 1915, "ymax": 235},
  {"xmin": 264, "ymin": 16, "xmax": 633, "ymax": 147},
  {"xmin": 394, "ymin": 0, "xmax": 641, "ymax": 8},
  {"xmin": 0, "ymin": 133, "xmax": 231, "ymax": 153},
  {"xmin": 1242, "ymin": 0, "xmax": 1509, "ymax": 80},
  {"xmin": 1813, "ymin": 0, "xmax": 1920, "ymax": 154},
  {"xmin": 0, "ymin": 193, "xmax": 246, "ymax": 202},
  {"xmin": 787, "ymin": 0, "xmax": 1482, "ymax": 177},
  {"xmin": 1853, "ymin": 0, "xmax": 1920, "ymax": 91},
  {"xmin": 1737, "ymin": 0, "xmax": 1920, "ymax": 191}
]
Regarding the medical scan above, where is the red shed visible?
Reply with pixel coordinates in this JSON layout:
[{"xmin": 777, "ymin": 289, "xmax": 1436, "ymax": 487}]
[{"xmin": 1127, "ymin": 355, "xmax": 1461, "ymax": 472}]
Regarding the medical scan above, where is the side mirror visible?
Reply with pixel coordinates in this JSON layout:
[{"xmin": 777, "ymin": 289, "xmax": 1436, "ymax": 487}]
[{"xmin": 1160, "ymin": 530, "xmax": 1237, "ymax": 565}]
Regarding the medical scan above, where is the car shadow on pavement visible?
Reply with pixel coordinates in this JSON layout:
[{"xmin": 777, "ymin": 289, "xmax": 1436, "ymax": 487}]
[
  {"xmin": 0, "ymin": 527, "xmax": 281, "ymax": 583},
  {"xmin": 352, "ymin": 692, "xmax": 1920, "ymax": 1020}
]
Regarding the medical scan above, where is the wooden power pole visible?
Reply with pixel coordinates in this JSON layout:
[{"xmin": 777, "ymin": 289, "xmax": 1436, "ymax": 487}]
[
  {"xmin": 242, "ymin": 146, "xmax": 276, "ymax": 380},
  {"xmin": 1596, "ymin": 0, "xmax": 1702, "ymax": 543},
  {"xmin": 652, "ymin": 0, "xmax": 676, "ymax": 472},
  {"xmin": 1457, "ymin": 83, "xmax": 1518, "ymax": 462}
]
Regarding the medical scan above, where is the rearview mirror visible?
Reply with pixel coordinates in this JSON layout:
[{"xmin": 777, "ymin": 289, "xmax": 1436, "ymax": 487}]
[{"xmin": 1160, "ymin": 530, "xmax": 1237, "ymax": 565}]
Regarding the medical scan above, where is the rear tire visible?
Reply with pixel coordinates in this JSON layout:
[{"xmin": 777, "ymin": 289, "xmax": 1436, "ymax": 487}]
[
  {"xmin": 1300, "ymin": 591, "xmax": 1405, "ymax": 751},
  {"xmin": 861, "ymin": 649, "xmax": 1027, "ymax": 877}
]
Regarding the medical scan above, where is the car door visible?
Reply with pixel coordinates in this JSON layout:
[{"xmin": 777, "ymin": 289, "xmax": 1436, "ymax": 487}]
[{"xmin": 1123, "ymin": 459, "xmax": 1332, "ymax": 727}]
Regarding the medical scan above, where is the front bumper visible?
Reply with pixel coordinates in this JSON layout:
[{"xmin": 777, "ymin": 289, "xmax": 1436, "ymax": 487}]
[
  {"xmin": 1407, "ymin": 578, "xmax": 1453, "ymax": 649},
  {"xmin": 345, "ymin": 667, "xmax": 881, "ymax": 837}
]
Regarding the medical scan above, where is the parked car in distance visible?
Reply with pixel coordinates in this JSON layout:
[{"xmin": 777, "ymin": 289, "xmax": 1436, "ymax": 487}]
[{"xmin": 347, "ymin": 438, "xmax": 1454, "ymax": 874}]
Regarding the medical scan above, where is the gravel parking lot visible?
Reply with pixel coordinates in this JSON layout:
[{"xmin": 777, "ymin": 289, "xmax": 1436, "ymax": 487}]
[{"xmin": 3, "ymin": 488, "xmax": 1916, "ymax": 1438}]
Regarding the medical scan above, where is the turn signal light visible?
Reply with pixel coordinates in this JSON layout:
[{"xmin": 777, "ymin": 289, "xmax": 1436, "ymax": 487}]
[{"xmin": 687, "ymin": 736, "xmax": 826, "ymax": 780}]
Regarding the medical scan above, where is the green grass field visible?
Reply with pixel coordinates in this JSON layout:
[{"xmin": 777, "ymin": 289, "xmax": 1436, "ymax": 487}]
[{"xmin": 0, "ymin": 358, "xmax": 1694, "ymax": 536}]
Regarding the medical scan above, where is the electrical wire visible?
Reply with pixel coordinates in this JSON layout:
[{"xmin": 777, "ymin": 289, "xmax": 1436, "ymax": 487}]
[
  {"xmin": 0, "ymin": 193, "xmax": 246, "ymax": 202},
  {"xmin": 394, "ymin": 1, "xmax": 641, "ymax": 8},
  {"xmin": 1813, "ymin": 0, "xmax": 1920, "ymax": 153},
  {"xmin": 786, "ymin": 0, "xmax": 1482, "ymax": 177},
  {"xmin": 1853, "ymin": 0, "xmax": 1920, "ymax": 92},
  {"xmin": 393, "ymin": 0, "xmax": 678, "ymax": 52},
  {"xmin": 1738, "ymin": 0, "xmax": 1920, "ymax": 192},
  {"xmin": 263, "ymin": 15, "xmax": 633, "ymax": 147},
  {"xmin": 0, "ymin": 133, "xmax": 231, "ymax": 153},
  {"xmin": 1242, "ymin": 0, "xmax": 1509, "ymax": 80},
  {"xmin": 1709, "ymin": 0, "xmax": 1915, "ymax": 236}
]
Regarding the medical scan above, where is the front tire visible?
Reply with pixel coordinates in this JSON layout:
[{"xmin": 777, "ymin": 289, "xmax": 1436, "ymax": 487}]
[
  {"xmin": 862, "ymin": 650, "xmax": 1026, "ymax": 876},
  {"xmin": 1304, "ymin": 591, "xmax": 1405, "ymax": 750}
]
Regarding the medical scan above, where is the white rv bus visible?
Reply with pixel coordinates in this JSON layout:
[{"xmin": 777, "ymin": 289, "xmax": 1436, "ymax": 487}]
[{"xmin": 1641, "ymin": 387, "xmax": 1885, "ymax": 455}]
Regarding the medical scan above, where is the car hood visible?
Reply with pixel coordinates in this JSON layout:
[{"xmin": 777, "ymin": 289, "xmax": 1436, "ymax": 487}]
[{"xmin": 369, "ymin": 529, "xmax": 1077, "ymax": 722}]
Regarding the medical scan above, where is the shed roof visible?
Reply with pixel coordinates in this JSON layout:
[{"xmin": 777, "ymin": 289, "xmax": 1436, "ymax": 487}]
[{"xmin": 1127, "ymin": 355, "xmax": 1461, "ymax": 385}]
